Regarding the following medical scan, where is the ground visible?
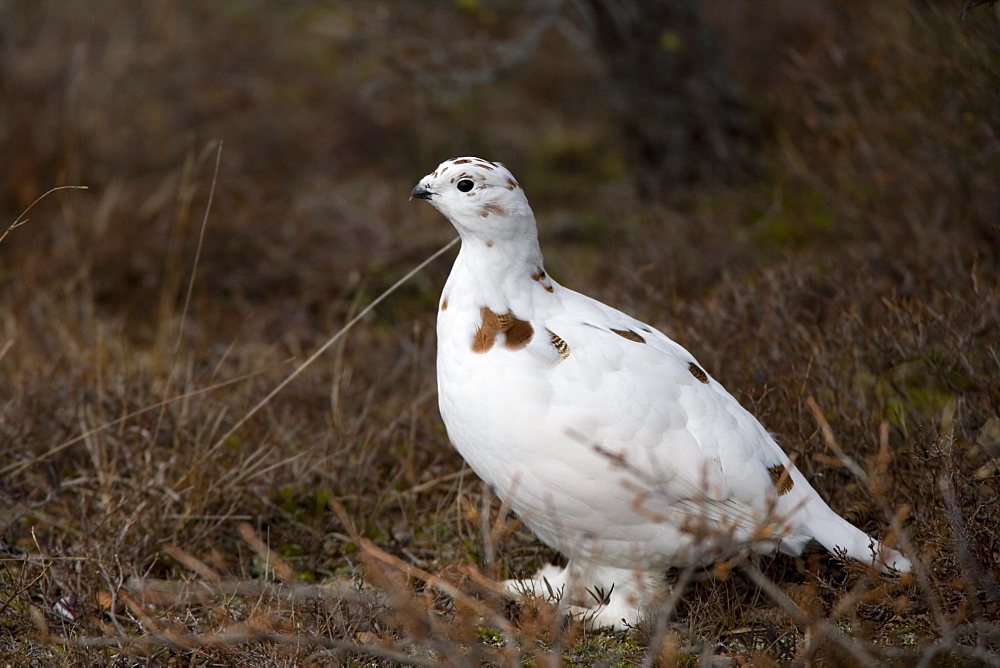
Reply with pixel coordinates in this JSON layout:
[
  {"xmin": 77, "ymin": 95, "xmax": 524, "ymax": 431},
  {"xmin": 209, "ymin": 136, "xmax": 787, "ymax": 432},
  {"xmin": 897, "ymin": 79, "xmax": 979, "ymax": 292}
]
[{"xmin": 1, "ymin": 1, "xmax": 998, "ymax": 665}]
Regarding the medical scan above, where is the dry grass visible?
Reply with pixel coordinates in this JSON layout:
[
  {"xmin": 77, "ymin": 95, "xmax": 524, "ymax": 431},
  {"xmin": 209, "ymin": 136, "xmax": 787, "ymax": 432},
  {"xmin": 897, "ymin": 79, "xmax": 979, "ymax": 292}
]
[{"xmin": 1, "ymin": 1, "xmax": 998, "ymax": 665}]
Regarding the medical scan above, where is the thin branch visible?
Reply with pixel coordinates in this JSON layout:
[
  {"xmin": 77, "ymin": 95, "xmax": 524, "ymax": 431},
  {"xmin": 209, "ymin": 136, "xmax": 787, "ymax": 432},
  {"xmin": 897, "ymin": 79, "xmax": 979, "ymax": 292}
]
[
  {"xmin": 199, "ymin": 236, "xmax": 459, "ymax": 462},
  {"xmin": 46, "ymin": 628, "xmax": 434, "ymax": 666},
  {"xmin": 126, "ymin": 576, "xmax": 372, "ymax": 605},
  {"xmin": 2, "ymin": 368, "xmax": 271, "ymax": 477},
  {"xmin": 806, "ymin": 396, "xmax": 869, "ymax": 484},
  {"xmin": 360, "ymin": 537, "xmax": 517, "ymax": 637},
  {"xmin": 0, "ymin": 185, "xmax": 88, "ymax": 246},
  {"xmin": 737, "ymin": 559, "xmax": 877, "ymax": 664}
]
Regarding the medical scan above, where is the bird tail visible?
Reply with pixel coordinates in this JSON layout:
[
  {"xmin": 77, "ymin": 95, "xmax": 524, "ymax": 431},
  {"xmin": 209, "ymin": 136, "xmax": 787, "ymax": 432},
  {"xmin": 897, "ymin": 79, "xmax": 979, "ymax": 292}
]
[{"xmin": 807, "ymin": 508, "xmax": 911, "ymax": 573}]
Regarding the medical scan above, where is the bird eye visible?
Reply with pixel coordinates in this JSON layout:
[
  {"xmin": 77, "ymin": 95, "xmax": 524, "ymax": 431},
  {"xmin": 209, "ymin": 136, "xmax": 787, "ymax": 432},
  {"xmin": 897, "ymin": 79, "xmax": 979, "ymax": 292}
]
[{"xmin": 457, "ymin": 179, "xmax": 474, "ymax": 192}]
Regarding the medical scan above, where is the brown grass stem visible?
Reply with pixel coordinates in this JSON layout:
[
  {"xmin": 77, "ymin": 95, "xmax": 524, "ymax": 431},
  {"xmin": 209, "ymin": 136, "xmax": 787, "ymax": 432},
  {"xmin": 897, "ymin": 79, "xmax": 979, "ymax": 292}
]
[
  {"xmin": 199, "ymin": 235, "xmax": 459, "ymax": 462},
  {"xmin": 0, "ymin": 185, "xmax": 88, "ymax": 246}
]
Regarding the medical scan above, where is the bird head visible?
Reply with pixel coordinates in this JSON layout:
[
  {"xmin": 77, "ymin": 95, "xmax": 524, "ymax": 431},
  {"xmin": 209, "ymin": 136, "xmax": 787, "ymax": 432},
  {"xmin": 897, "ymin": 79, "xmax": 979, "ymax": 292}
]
[{"xmin": 410, "ymin": 157, "xmax": 536, "ymax": 244}]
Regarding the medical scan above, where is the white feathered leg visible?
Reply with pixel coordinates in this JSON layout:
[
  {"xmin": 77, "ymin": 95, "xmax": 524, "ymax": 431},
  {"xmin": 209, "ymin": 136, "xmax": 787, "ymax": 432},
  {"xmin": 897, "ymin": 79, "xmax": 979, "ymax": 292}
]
[
  {"xmin": 505, "ymin": 562, "xmax": 657, "ymax": 630},
  {"xmin": 503, "ymin": 562, "xmax": 573, "ymax": 601}
]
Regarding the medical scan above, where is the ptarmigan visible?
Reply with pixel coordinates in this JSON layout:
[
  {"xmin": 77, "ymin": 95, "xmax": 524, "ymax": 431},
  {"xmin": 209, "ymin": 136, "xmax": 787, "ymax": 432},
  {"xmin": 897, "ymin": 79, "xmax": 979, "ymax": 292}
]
[{"xmin": 410, "ymin": 157, "xmax": 911, "ymax": 629}]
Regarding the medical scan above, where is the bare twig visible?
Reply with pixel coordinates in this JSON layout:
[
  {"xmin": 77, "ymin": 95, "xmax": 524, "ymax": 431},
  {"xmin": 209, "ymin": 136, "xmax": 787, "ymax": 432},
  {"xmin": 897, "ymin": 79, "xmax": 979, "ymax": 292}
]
[
  {"xmin": 162, "ymin": 544, "xmax": 221, "ymax": 583},
  {"xmin": 388, "ymin": 469, "xmax": 467, "ymax": 500},
  {"xmin": 154, "ymin": 141, "xmax": 224, "ymax": 442},
  {"xmin": 199, "ymin": 236, "xmax": 459, "ymax": 462},
  {"xmin": 2, "ymin": 368, "xmax": 271, "ymax": 477},
  {"xmin": 641, "ymin": 562, "xmax": 698, "ymax": 668},
  {"xmin": 47, "ymin": 628, "xmax": 434, "ymax": 666},
  {"xmin": 938, "ymin": 406, "xmax": 1000, "ymax": 607},
  {"xmin": 126, "ymin": 575, "xmax": 370, "ymax": 605},
  {"xmin": 0, "ymin": 185, "xmax": 88, "ymax": 246},
  {"xmin": 237, "ymin": 522, "xmax": 295, "ymax": 582},
  {"xmin": 176, "ymin": 141, "xmax": 222, "ymax": 359},
  {"xmin": 737, "ymin": 559, "xmax": 878, "ymax": 664},
  {"xmin": 359, "ymin": 537, "xmax": 517, "ymax": 636},
  {"xmin": 806, "ymin": 396, "xmax": 869, "ymax": 484}
]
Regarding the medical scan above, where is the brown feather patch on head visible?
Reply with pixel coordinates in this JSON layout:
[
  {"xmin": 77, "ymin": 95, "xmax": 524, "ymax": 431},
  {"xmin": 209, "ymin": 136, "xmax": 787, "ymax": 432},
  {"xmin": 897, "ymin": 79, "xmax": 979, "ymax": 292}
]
[
  {"xmin": 452, "ymin": 158, "xmax": 471, "ymax": 164},
  {"xmin": 440, "ymin": 297, "xmax": 448, "ymax": 311},
  {"xmin": 506, "ymin": 178, "xmax": 518, "ymax": 190},
  {"xmin": 688, "ymin": 362, "xmax": 709, "ymax": 383},
  {"xmin": 767, "ymin": 464, "xmax": 794, "ymax": 495},
  {"xmin": 471, "ymin": 307, "xmax": 534, "ymax": 353},
  {"xmin": 611, "ymin": 328, "xmax": 646, "ymax": 343},
  {"xmin": 480, "ymin": 203, "xmax": 507, "ymax": 218}
]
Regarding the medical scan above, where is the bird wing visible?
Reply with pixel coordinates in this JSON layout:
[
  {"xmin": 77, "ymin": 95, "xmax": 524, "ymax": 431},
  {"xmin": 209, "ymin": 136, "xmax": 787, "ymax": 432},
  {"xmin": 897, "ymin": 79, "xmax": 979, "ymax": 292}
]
[{"xmin": 525, "ymin": 284, "xmax": 797, "ymax": 529}]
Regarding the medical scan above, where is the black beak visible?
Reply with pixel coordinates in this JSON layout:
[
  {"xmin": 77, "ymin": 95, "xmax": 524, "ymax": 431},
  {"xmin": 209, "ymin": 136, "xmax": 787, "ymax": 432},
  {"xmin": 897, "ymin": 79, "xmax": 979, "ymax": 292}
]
[{"xmin": 409, "ymin": 184, "xmax": 433, "ymax": 201}]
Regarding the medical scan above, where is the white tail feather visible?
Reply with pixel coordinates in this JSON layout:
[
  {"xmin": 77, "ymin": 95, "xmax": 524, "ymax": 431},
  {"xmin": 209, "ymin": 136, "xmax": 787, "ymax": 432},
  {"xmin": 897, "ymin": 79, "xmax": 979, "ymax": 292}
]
[{"xmin": 807, "ymin": 511, "xmax": 911, "ymax": 573}]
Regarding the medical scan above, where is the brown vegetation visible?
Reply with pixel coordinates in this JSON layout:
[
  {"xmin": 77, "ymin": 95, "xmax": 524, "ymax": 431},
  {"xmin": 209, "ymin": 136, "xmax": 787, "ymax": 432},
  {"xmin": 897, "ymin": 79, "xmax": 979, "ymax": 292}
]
[{"xmin": 1, "ymin": 1, "xmax": 998, "ymax": 664}]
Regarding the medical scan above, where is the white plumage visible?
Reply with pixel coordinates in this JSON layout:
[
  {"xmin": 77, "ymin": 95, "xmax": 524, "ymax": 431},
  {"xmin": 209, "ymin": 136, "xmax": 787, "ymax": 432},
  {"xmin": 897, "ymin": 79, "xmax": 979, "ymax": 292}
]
[{"xmin": 410, "ymin": 157, "xmax": 910, "ymax": 629}]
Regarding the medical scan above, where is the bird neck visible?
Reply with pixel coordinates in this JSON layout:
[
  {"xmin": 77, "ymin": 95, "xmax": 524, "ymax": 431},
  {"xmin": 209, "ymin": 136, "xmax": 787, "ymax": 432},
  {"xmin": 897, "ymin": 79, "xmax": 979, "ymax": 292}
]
[{"xmin": 447, "ymin": 235, "xmax": 549, "ymax": 313}]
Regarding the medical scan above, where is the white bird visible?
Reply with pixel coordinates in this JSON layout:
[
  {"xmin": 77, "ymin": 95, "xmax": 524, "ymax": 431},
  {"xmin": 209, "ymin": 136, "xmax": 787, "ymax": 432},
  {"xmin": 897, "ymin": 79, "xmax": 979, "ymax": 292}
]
[{"xmin": 410, "ymin": 157, "xmax": 911, "ymax": 629}]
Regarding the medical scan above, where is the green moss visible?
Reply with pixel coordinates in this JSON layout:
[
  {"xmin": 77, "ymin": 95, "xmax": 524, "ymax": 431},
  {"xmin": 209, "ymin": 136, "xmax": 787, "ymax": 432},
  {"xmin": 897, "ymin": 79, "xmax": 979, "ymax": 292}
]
[
  {"xmin": 275, "ymin": 486, "xmax": 335, "ymax": 525},
  {"xmin": 476, "ymin": 626, "xmax": 505, "ymax": 646},
  {"xmin": 561, "ymin": 629, "xmax": 647, "ymax": 666},
  {"xmin": 454, "ymin": 0, "xmax": 498, "ymax": 24},
  {"xmin": 277, "ymin": 542, "xmax": 304, "ymax": 559},
  {"xmin": 751, "ymin": 183, "xmax": 839, "ymax": 248},
  {"xmin": 659, "ymin": 30, "xmax": 683, "ymax": 52}
]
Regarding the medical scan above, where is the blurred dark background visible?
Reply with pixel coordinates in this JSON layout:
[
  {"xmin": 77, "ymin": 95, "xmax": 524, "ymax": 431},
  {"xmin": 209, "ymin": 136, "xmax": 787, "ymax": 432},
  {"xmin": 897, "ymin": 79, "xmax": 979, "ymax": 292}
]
[{"xmin": 3, "ymin": 1, "xmax": 995, "ymax": 329}]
